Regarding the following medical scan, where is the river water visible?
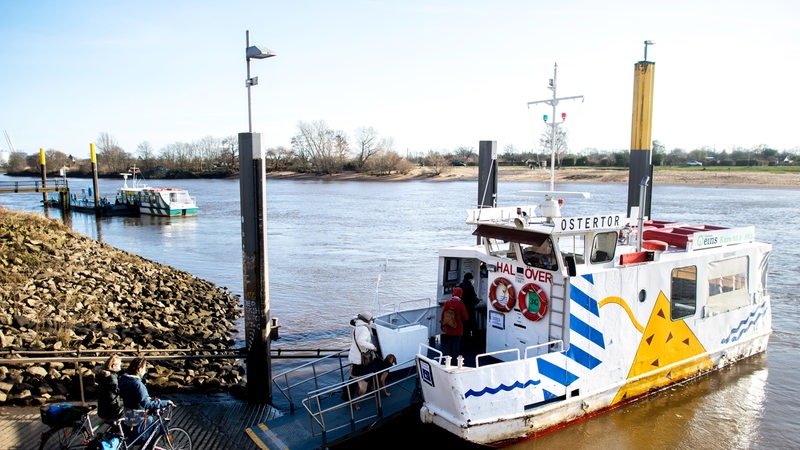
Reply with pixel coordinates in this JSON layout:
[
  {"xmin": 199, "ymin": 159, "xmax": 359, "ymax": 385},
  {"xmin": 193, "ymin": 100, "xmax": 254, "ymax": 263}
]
[{"xmin": 1, "ymin": 172, "xmax": 797, "ymax": 449}]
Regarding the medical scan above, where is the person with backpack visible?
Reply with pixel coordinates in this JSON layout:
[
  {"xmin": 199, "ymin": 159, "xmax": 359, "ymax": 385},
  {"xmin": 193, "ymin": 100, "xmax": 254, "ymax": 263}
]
[
  {"xmin": 440, "ymin": 287, "xmax": 469, "ymax": 360},
  {"xmin": 95, "ymin": 354, "xmax": 124, "ymax": 421}
]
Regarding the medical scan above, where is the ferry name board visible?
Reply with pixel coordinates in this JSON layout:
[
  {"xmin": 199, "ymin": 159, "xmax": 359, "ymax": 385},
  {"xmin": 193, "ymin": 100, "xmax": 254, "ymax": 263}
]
[
  {"xmin": 692, "ymin": 226, "xmax": 755, "ymax": 250},
  {"xmin": 557, "ymin": 214, "xmax": 627, "ymax": 232}
]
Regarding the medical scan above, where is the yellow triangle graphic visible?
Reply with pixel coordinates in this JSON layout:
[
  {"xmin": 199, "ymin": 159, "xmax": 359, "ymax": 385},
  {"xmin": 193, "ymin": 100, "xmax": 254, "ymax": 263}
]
[{"xmin": 612, "ymin": 291, "xmax": 712, "ymax": 404}]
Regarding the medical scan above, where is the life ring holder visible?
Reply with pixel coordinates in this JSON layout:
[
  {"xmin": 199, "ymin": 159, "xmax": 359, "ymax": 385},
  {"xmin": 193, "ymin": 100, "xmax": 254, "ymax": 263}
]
[
  {"xmin": 489, "ymin": 277, "xmax": 515, "ymax": 312},
  {"xmin": 518, "ymin": 283, "xmax": 548, "ymax": 321}
]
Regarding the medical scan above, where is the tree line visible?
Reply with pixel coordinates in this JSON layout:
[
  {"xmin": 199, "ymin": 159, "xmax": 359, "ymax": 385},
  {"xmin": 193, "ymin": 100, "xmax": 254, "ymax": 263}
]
[{"xmin": 2, "ymin": 124, "xmax": 796, "ymax": 179}]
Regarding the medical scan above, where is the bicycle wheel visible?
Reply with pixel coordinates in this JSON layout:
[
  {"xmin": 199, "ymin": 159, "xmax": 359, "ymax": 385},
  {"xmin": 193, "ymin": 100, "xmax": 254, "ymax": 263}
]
[
  {"xmin": 152, "ymin": 427, "xmax": 191, "ymax": 450},
  {"xmin": 39, "ymin": 425, "xmax": 89, "ymax": 450}
]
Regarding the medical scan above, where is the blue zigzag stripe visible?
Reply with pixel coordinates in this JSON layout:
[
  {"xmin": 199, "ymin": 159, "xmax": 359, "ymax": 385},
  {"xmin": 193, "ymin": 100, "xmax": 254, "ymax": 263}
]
[
  {"xmin": 570, "ymin": 314, "xmax": 605, "ymax": 349},
  {"xmin": 538, "ymin": 358, "xmax": 579, "ymax": 386},
  {"xmin": 464, "ymin": 378, "xmax": 541, "ymax": 398},
  {"xmin": 721, "ymin": 303, "xmax": 768, "ymax": 344},
  {"xmin": 570, "ymin": 284, "xmax": 600, "ymax": 316},
  {"xmin": 565, "ymin": 344, "xmax": 602, "ymax": 369}
]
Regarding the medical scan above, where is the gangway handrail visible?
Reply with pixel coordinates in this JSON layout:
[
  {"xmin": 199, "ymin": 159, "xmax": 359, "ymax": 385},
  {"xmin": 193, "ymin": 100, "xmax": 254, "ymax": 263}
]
[
  {"xmin": 373, "ymin": 298, "xmax": 434, "ymax": 328},
  {"xmin": 300, "ymin": 355, "xmax": 418, "ymax": 445},
  {"xmin": 417, "ymin": 340, "xmax": 564, "ymax": 368},
  {"xmin": 271, "ymin": 348, "xmax": 350, "ymax": 413}
]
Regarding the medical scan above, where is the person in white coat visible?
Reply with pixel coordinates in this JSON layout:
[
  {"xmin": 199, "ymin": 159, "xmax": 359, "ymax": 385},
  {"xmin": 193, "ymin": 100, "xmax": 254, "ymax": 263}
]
[{"xmin": 348, "ymin": 312, "xmax": 378, "ymax": 377}]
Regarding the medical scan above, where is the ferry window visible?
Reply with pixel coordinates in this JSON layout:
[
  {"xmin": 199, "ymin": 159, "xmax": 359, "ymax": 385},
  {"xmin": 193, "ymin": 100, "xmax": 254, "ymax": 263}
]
[
  {"xmin": 706, "ymin": 257, "xmax": 750, "ymax": 315},
  {"xmin": 487, "ymin": 238, "xmax": 515, "ymax": 260},
  {"xmin": 671, "ymin": 266, "xmax": 697, "ymax": 320},
  {"xmin": 590, "ymin": 231, "xmax": 617, "ymax": 264},
  {"xmin": 558, "ymin": 235, "xmax": 585, "ymax": 265},
  {"xmin": 521, "ymin": 238, "xmax": 558, "ymax": 271}
]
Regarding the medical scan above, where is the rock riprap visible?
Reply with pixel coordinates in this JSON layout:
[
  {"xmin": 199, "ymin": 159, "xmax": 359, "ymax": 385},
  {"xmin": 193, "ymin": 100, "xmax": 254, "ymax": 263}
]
[{"xmin": 0, "ymin": 207, "xmax": 243, "ymax": 405}]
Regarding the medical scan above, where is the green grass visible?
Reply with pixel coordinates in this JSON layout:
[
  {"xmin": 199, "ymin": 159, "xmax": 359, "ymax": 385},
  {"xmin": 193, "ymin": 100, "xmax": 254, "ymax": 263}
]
[{"xmin": 656, "ymin": 165, "xmax": 800, "ymax": 174}]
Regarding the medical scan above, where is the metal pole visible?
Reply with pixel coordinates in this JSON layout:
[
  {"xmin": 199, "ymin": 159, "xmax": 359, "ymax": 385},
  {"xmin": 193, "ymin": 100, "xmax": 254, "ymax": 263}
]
[
  {"xmin": 238, "ymin": 131, "xmax": 271, "ymax": 403},
  {"xmin": 39, "ymin": 148, "xmax": 47, "ymax": 205},
  {"xmin": 90, "ymin": 143, "xmax": 100, "ymax": 215},
  {"xmin": 550, "ymin": 65, "xmax": 557, "ymax": 192},
  {"xmin": 246, "ymin": 30, "xmax": 253, "ymax": 133},
  {"xmin": 527, "ymin": 63, "xmax": 583, "ymax": 193}
]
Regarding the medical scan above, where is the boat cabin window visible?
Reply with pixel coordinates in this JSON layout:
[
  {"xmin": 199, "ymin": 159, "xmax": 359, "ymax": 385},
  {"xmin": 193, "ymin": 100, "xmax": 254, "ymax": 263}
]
[
  {"xmin": 706, "ymin": 256, "xmax": 750, "ymax": 315},
  {"xmin": 671, "ymin": 266, "xmax": 697, "ymax": 320},
  {"xmin": 558, "ymin": 235, "xmax": 585, "ymax": 265},
  {"xmin": 486, "ymin": 238, "xmax": 515, "ymax": 260},
  {"xmin": 521, "ymin": 238, "xmax": 558, "ymax": 271},
  {"xmin": 590, "ymin": 231, "xmax": 617, "ymax": 264}
]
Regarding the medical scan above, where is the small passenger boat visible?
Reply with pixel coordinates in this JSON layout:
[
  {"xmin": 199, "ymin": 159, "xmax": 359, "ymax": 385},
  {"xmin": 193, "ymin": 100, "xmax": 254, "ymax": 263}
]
[{"xmin": 115, "ymin": 166, "xmax": 198, "ymax": 217}]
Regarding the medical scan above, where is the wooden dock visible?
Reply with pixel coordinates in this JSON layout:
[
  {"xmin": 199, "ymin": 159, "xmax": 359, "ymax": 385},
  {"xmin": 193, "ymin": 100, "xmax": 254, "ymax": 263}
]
[{"xmin": 0, "ymin": 179, "xmax": 68, "ymax": 195}]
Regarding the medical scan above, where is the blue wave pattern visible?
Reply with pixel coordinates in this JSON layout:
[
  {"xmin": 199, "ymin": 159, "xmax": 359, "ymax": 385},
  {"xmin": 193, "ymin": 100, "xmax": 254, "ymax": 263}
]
[
  {"xmin": 464, "ymin": 274, "xmax": 606, "ymax": 399},
  {"xmin": 720, "ymin": 301, "xmax": 769, "ymax": 344},
  {"xmin": 465, "ymin": 378, "xmax": 541, "ymax": 398}
]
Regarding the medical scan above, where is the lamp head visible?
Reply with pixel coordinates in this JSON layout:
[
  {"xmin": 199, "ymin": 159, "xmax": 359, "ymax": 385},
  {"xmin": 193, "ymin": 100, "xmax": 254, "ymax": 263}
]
[{"xmin": 247, "ymin": 45, "xmax": 276, "ymax": 60}]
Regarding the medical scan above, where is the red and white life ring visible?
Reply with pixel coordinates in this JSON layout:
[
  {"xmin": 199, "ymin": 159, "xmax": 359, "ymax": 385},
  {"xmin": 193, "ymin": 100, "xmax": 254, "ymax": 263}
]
[
  {"xmin": 517, "ymin": 283, "xmax": 548, "ymax": 321},
  {"xmin": 489, "ymin": 277, "xmax": 515, "ymax": 312}
]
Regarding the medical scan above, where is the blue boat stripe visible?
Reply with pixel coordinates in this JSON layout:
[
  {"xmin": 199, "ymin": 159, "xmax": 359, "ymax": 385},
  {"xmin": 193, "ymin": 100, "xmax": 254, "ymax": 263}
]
[
  {"xmin": 464, "ymin": 378, "xmax": 541, "ymax": 398},
  {"xmin": 570, "ymin": 284, "xmax": 600, "ymax": 316},
  {"xmin": 570, "ymin": 314, "xmax": 605, "ymax": 349},
  {"xmin": 537, "ymin": 358, "xmax": 579, "ymax": 386},
  {"xmin": 581, "ymin": 274, "xmax": 594, "ymax": 284},
  {"xmin": 564, "ymin": 344, "xmax": 602, "ymax": 369}
]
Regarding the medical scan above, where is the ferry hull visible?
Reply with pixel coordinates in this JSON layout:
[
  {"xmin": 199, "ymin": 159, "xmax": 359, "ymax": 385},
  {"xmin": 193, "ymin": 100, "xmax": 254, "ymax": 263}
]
[
  {"xmin": 415, "ymin": 204, "xmax": 772, "ymax": 447},
  {"xmin": 418, "ymin": 329, "xmax": 769, "ymax": 447}
]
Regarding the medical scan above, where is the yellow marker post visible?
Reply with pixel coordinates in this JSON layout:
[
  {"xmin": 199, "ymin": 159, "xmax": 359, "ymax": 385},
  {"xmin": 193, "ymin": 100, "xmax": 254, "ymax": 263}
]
[
  {"xmin": 627, "ymin": 41, "xmax": 656, "ymax": 218},
  {"xmin": 39, "ymin": 148, "xmax": 48, "ymax": 204},
  {"xmin": 90, "ymin": 143, "xmax": 100, "ymax": 210}
]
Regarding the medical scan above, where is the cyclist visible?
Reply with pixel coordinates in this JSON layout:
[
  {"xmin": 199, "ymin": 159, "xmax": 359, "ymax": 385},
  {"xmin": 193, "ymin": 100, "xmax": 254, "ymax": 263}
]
[
  {"xmin": 119, "ymin": 357, "xmax": 174, "ymax": 437},
  {"xmin": 96, "ymin": 353, "xmax": 124, "ymax": 421}
]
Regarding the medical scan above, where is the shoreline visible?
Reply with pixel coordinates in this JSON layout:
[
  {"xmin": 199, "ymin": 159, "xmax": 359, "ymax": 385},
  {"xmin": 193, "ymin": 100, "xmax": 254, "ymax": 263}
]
[{"xmin": 265, "ymin": 166, "xmax": 800, "ymax": 188}]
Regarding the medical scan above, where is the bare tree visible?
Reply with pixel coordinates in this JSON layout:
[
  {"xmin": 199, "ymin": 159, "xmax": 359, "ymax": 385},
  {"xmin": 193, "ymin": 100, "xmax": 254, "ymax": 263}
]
[
  {"xmin": 96, "ymin": 132, "xmax": 131, "ymax": 173},
  {"xmin": 6, "ymin": 151, "xmax": 28, "ymax": 172},
  {"xmin": 538, "ymin": 125, "xmax": 569, "ymax": 168},
  {"xmin": 424, "ymin": 151, "xmax": 450, "ymax": 175},
  {"xmin": 136, "ymin": 141, "xmax": 156, "ymax": 172},
  {"xmin": 353, "ymin": 126, "xmax": 382, "ymax": 169},
  {"xmin": 291, "ymin": 120, "xmax": 347, "ymax": 174},
  {"xmin": 265, "ymin": 146, "xmax": 293, "ymax": 171},
  {"xmin": 44, "ymin": 149, "xmax": 71, "ymax": 172},
  {"xmin": 454, "ymin": 146, "xmax": 476, "ymax": 164},
  {"xmin": 220, "ymin": 136, "xmax": 238, "ymax": 169}
]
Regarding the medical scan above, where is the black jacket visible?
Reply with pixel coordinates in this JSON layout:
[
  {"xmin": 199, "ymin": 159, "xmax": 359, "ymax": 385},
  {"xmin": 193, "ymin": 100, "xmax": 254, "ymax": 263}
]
[
  {"xmin": 458, "ymin": 279, "xmax": 479, "ymax": 310},
  {"xmin": 96, "ymin": 369, "xmax": 123, "ymax": 420}
]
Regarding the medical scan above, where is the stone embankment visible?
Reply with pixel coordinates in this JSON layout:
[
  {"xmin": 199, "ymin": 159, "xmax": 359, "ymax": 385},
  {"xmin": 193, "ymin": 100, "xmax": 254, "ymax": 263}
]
[{"xmin": 0, "ymin": 207, "xmax": 243, "ymax": 406}]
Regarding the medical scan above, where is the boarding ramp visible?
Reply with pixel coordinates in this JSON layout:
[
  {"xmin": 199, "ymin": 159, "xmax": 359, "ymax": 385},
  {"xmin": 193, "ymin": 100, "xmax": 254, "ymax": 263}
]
[{"xmin": 253, "ymin": 350, "xmax": 419, "ymax": 449}]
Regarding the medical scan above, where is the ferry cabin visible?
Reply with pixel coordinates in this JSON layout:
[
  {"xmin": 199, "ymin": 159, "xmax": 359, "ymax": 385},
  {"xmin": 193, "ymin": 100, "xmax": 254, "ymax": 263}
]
[
  {"xmin": 416, "ymin": 203, "xmax": 772, "ymax": 446},
  {"xmin": 117, "ymin": 187, "xmax": 198, "ymax": 217}
]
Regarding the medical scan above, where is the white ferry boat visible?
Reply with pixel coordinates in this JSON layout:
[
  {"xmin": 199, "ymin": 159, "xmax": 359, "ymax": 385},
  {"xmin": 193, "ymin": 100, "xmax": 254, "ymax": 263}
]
[
  {"xmin": 115, "ymin": 166, "xmax": 198, "ymax": 217},
  {"xmin": 411, "ymin": 191, "xmax": 771, "ymax": 446},
  {"xmin": 253, "ymin": 56, "xmax": 772, "ymax": 449}
]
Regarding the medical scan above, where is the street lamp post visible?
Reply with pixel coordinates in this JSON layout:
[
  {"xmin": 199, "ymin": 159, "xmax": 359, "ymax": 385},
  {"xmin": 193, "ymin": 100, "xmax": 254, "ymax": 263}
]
[
  {"xmin": 245, "ymin": 30, "xmax": 275, "ymax": 132},
  {"xmin": 240, "ymin": 30, "xmax": 276, "ymax": 404}
]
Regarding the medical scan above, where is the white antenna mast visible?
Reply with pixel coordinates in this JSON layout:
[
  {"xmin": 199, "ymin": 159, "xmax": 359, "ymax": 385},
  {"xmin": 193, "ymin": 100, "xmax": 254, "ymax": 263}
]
[
  {"xmin": 527, "ymin": 63, "xmax": 584, "ymax": 191},
  {"xmin": 3, "ymin": 130, "xmax": 16, "ymax": 153}
]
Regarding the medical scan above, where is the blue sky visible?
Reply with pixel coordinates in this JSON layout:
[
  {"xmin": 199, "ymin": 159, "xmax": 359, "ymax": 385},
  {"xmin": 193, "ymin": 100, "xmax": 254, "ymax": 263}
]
[{"xmin": 1, "ymin": 0, "xmax": 798, "ymax": 159}]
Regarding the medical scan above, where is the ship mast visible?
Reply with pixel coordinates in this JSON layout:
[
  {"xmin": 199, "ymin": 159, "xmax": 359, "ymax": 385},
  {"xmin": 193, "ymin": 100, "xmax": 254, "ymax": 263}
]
[{"xmin": 527, "ymin": 63, "xmax": 584, "ymax": 191}]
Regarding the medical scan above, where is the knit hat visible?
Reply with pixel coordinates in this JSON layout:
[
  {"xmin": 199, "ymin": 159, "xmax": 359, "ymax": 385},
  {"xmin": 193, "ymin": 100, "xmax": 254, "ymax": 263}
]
[
  {"xmin": 357, "ymin": 312, "xmax": 373, "ymax": 323},
  {"xmin": 453, "ymin": 287, "xmax": 463, "ymax": 297}
]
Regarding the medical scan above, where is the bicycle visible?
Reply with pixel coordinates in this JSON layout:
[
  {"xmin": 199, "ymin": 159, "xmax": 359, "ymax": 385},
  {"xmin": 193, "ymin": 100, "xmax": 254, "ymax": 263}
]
[
  {"xmin": 102, "ymin": 405, "xmax": 191, "ymax": 450},
  {"xmin": 39, "ymin": 403, "xmax": 109, "ymax": 450}
]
